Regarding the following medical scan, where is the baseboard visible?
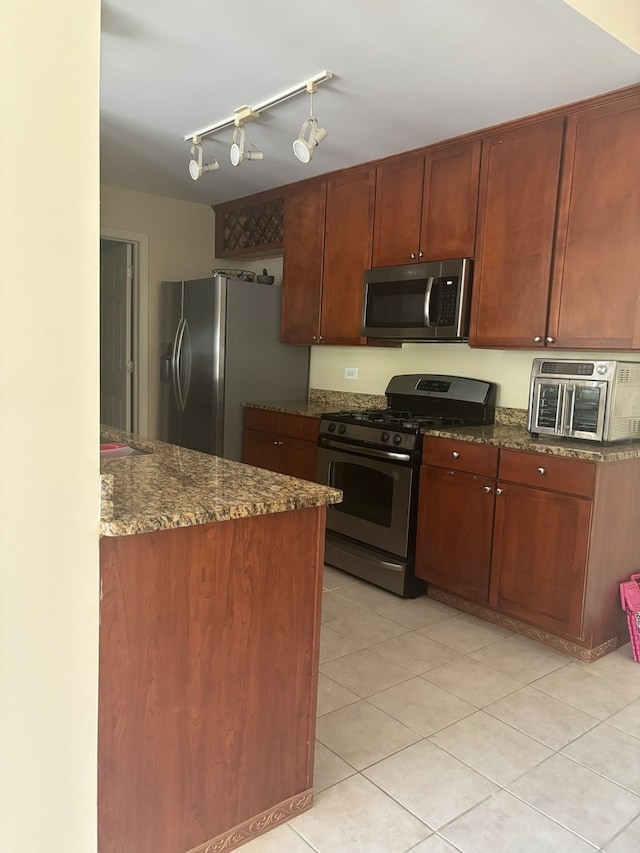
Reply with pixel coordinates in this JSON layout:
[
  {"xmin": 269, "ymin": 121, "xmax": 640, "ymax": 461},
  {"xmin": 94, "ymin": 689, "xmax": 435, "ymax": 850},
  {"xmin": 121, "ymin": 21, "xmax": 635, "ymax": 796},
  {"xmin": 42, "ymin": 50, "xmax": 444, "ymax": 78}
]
[
  {"xmin": 428, "ymin": 588, "xmax": 618, "ymax": 662},
  {"xmin": 185, "ymin": 789, "xmax": 313, "ymax": 853}
]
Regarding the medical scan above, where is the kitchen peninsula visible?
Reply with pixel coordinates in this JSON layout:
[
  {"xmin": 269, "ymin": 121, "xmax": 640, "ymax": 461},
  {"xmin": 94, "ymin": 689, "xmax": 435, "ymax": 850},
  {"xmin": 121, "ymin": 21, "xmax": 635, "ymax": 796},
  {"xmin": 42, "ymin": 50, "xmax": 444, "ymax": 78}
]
[{"xmin": 99, "ymin": 427, "xmax": 341, "ymax": 853}]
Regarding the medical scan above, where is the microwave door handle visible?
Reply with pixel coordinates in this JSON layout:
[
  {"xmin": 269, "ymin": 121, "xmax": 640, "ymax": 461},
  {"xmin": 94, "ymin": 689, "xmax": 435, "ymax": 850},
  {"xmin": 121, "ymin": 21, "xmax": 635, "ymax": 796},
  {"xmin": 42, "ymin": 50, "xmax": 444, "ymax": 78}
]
[{"xmin": 423, "ymin": 277, "xmax": 435, "ymax": 327}]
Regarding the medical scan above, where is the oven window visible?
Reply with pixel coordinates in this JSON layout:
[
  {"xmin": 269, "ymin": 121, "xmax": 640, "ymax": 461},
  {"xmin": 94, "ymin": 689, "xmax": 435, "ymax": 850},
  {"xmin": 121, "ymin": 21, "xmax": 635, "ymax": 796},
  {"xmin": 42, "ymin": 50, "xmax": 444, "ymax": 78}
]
[{"xmin": 329, "ymin": 461, "xmax": 393, "ymax": 527}]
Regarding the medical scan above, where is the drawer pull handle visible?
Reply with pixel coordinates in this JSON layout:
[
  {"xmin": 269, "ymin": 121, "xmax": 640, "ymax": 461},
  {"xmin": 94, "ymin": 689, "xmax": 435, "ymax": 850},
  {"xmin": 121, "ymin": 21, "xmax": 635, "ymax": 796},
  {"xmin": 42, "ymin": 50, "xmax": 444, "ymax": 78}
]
[
  {"xmin": 496, "ymin": 487, "xmax": 503, "ymax": 495},
  {"xmin": 452, "ymin": 451, "xmax": 460, "ymax": 459},
  {"xmin": 483, "ymin": 486, "xmax": 492, "ymax": 493},
  {"xmin": 537, "ymin": 467, "xmax": 546, "ymax": 475}
]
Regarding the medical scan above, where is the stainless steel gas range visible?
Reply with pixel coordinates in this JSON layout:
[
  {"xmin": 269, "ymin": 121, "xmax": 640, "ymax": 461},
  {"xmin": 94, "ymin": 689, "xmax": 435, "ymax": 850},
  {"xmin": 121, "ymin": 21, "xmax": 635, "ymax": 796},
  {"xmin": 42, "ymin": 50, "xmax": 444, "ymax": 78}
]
[{"xmin": 316, "ymin": 374, "xmax": 497, "ymax": 597}]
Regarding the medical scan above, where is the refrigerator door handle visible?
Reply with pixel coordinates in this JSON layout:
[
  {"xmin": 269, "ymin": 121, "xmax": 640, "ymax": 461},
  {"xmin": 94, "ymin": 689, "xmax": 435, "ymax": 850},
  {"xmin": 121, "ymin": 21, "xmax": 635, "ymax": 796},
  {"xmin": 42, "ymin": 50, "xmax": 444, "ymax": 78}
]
[
  {"xmin": 171, "ymin": 318, "xmax": 186, "ymax": 412},
  {"xmin": 179, "ymin": 319, "xmax": 192, "ymax": 408}
]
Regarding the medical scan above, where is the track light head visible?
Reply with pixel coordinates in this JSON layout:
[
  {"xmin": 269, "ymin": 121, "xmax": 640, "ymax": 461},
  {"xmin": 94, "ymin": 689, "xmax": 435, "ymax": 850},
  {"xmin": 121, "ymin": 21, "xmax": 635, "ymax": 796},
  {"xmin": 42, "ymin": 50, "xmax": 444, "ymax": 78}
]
[
  {"xmin": 188, "ymin": 140, "xmax": 219, "ymax": 180},
  {"xmin": 230, "ymin": 125, "xmax": 263, "ymax": 166},
  {"xmin": 293, "ymin": 117, "xmax": 328, "ymax": 163}
]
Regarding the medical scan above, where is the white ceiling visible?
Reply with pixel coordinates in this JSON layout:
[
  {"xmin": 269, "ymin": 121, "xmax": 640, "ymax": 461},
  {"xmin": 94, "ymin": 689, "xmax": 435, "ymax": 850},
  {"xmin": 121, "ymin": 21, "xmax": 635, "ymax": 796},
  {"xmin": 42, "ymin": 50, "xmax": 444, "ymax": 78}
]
[{"xmin": 100, "ymin": 0, "xmax": 640, "ymax": 207}]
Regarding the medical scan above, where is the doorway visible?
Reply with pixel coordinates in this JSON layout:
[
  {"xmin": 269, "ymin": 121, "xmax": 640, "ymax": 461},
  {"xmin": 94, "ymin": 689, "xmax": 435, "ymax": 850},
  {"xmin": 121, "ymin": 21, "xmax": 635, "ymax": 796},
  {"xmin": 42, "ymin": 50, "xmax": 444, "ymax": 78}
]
[{"xmin": 99, "ymin": 229, "xmax": 149, "ymax": 436}]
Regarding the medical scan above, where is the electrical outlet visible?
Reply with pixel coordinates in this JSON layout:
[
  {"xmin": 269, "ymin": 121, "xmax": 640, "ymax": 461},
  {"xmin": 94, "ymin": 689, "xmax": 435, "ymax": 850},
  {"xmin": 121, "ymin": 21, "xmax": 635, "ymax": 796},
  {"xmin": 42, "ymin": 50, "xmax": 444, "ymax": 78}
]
[{"xmin": 344, "ymin": 367, "xmax": 358, "ymax": 380}]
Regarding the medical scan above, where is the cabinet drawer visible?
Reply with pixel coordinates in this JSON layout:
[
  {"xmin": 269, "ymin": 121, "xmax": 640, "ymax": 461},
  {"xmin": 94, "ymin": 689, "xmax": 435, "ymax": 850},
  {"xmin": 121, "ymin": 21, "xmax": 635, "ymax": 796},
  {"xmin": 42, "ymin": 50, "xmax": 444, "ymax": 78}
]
[
  {"xmin": 422, "ymin": 436, "xmax": 499, "ymax": 477},
  {"xmin": 279, "ymin": 412, "xmax": 319, "ymax": 442},
  {"xmin": 498, "ymin": 450, "xmax": 595, "ymax": 497},
  {"xmin": 243, "ymin": 407, "xmax": 279, "ymax": 433}
]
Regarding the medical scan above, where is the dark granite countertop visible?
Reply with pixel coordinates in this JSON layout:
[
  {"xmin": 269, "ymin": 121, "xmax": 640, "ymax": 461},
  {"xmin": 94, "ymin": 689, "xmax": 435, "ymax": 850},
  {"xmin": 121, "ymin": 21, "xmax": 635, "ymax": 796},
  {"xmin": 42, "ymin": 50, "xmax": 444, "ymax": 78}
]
[{"xmin": 100, "ymin": 427, "xmax": 341, "ymax": 537}]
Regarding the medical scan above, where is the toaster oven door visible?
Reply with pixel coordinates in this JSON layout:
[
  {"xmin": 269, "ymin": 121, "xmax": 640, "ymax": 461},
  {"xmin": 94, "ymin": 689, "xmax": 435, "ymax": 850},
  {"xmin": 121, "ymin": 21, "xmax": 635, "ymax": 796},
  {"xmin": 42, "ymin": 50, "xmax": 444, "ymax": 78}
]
[{"xmin": 529, "ymin": 378, "xmax": 607, "ymax": 440}]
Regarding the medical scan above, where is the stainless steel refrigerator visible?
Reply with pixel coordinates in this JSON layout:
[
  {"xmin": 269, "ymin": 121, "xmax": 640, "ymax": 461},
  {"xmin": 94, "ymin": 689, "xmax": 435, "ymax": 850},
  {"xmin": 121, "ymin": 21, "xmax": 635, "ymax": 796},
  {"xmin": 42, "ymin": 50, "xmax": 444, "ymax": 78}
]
[{"xmin": 159, "ymin": 276, "xmax": 310, "ymax": 460}]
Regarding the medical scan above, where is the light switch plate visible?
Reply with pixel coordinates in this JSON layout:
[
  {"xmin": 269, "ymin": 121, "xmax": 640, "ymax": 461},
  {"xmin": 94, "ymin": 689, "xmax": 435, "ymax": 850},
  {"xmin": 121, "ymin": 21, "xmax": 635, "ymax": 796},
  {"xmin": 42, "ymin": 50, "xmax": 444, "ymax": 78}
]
[{"xmin": 344, "ymin": 367, "xmax": 358, "ymax": 380}]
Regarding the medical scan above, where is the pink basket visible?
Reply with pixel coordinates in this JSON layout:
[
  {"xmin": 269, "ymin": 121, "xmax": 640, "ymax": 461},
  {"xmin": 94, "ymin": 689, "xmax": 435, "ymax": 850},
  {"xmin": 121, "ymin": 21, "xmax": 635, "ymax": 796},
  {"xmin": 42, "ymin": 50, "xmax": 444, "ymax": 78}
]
[{"xmin": 620, "ymin": 574, "xmax": 640, "ymax": 662}]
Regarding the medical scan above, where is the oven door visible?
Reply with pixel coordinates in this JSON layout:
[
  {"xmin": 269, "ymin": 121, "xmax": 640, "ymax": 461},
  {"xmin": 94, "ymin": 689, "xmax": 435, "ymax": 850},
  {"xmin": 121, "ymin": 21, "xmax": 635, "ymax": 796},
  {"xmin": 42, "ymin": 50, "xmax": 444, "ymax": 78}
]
[{"xmin": 316, "ymin": 441, "xmax": 415, "ymax": 558}]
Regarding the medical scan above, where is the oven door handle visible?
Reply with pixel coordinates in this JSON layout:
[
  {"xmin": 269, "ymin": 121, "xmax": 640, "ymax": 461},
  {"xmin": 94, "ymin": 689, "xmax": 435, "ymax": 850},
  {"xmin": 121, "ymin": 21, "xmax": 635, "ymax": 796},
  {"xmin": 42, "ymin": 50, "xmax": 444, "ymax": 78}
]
[{"xmin": 319, "ymin": 437, "xmax": 412, "ymax": 463}]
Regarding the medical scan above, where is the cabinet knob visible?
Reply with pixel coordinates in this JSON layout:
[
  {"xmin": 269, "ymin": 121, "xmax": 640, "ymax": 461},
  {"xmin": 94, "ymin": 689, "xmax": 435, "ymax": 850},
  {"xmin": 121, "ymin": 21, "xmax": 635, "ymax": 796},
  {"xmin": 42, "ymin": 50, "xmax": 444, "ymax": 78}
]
[
  {"xmin": 533, "ymin": 336, "xmax": 543, "ymax": 343},
  {"xmin": 496, "ymin": 487, "xmax": 503, "ymax": 495},
  {"xmin": 312, "ymin": 335, "xmax": 318, "ymax": 341},
  {"xmin": 537, "ymin": 466, "xmax": 546, "ymax": 475},
  {"xmin": 410, "ymin": 253, "xmax": 416, "ymax": 260},
  {"xmin": 546, "ymin": 336, "xmax": 555, "ymax": 344},
  {"xmin": 452, "ymin": 451, "xmax": 460, "ymax": 459},
  {"xmin": 483, "ymin": 485, "xmax": 492, "ymax": 493},
  {"xmin": 418, "ymin": 251, "xmax": 424, "ymax": 258}
]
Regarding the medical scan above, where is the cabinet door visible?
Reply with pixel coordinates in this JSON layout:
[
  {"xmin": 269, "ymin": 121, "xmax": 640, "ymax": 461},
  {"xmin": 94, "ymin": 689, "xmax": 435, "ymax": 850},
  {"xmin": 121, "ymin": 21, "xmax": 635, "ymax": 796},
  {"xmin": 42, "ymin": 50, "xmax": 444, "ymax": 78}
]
[
  {"xmin": 372, "ymin": 154, "xmax": 425, "ymax": 267},
  {"xmin": 242, "ymin": 429, "xmax": 282, "ymax": 473},
  {"xmin": 470, "ymin": 118, "xmax": 564, "ymax": 348},
  {"xmin": 281, "ymin": 182, "xmax": 326, "ymax": 344},
  {"xmin": 321, "ymin": 168, "xmax": 375, "ymax": 344},
  {"xmin": 421, "ymin": 140, "xmax": 480, "ymax": 261},
  {"xmin": 280, "ymin": 437, "xmax": 318, "ymax": 482},
  {"xmin": 415, "ymin": 465, "xmax": 495, "ymax": 603},
  {"xmin": 548, "ymin": 93, "xmax": 640, "ymax": 348},
  {"xmin": 489, "ymin": 483, "xmax": 591, "ymax": 637}
]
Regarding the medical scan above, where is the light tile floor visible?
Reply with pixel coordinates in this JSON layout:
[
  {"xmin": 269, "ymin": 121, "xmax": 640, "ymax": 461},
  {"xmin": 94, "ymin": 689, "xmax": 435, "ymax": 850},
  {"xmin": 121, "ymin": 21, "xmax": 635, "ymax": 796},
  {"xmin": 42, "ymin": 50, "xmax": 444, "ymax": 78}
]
[{"xmin": 241, "ymin": 566, "xmax": 640, "ymax": 853}]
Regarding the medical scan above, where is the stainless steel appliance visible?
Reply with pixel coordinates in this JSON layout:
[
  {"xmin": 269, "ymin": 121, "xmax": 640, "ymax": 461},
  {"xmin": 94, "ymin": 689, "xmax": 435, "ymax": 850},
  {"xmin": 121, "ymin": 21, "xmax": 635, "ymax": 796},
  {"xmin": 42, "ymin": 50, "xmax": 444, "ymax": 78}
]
[
  {"xmin": 159, "ymin": 276, "xmax": 309, "ymax": 459},
  {"xmin": 528, "ymin": 358, "xmax": 640, "ymax": 444},
  {"xmin": 361, "ymin": 259, "xmax": 473, "ymax": 341},
  {"xmin": 316, "ymin": 374, "xmax": 497, "ymax": 597}
]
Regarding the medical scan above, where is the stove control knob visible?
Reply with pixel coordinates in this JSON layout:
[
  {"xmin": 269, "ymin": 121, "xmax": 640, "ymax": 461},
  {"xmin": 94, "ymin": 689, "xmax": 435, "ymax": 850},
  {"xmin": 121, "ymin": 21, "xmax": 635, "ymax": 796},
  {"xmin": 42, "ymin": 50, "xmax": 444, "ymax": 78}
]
[
  {"xmin": 393, "ymin": 434, "xmax": 402, "ymax": 446},
  {"xmin": 380, "ymin": 431, "xmax": 390, "ymax": 442},
  {"xmin": 338, "ymin": 424, "xmax": 347, "ymax": 435},
  {"xmin": 327, "ymin": 422, "xmax": 336, "ymax": 433}
]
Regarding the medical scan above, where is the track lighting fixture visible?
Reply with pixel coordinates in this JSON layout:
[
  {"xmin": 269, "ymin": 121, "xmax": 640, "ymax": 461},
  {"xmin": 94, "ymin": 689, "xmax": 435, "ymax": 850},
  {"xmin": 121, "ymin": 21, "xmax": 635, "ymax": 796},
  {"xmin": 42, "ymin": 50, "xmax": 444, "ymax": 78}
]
[
  {"xmin": 229, "ymin": 124, "xmax": 264, "ymax": 167},
  {"xmin": 183, "ymin": 71, "xmax": 333, "ymax": 177},
  {"xmin": 293, "ymin": 82, "xmax": 328, "ymax": 164},
  {"xmin": 188, "ymin": 138, "xmax": 219, "ymax": 181}
]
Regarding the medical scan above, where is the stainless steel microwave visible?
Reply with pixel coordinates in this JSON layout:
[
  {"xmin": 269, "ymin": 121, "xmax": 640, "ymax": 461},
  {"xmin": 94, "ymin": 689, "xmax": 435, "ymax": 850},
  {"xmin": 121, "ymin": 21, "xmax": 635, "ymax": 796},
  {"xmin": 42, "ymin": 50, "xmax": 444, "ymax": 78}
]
[
  {"xmin": 361, "ymin": 258, "xmax": 473, "ymax": 342},
  {"xmin": 527, "ymin": 359, "xmax": 640, "ymax": 443}
]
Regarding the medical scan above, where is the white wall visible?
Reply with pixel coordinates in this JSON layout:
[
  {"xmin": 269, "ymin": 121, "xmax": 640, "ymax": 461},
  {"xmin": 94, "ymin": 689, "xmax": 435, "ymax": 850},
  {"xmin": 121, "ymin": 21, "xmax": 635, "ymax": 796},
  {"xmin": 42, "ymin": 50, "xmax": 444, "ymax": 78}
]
[
  {"xmin": 564, "ymin": 0, "xmax": 640, "ymax": 52},
  {"xmin": 309, "ymin": 344, "xmax": 640, "ymax": 409},
  {"xmin": 100, "ymin": 186, "xmax": 215, "ymax": 437},
  {"xmin": 0, "ymin": 2, "xmax": 100, "ymax": 851}
]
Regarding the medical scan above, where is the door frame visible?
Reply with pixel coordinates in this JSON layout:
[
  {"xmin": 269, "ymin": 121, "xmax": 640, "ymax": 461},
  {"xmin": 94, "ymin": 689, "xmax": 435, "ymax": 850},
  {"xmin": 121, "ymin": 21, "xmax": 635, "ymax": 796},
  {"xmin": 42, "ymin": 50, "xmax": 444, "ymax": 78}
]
[{"xmin": 100, "ymin": 227, "xmax": 149, "ymax": 437}]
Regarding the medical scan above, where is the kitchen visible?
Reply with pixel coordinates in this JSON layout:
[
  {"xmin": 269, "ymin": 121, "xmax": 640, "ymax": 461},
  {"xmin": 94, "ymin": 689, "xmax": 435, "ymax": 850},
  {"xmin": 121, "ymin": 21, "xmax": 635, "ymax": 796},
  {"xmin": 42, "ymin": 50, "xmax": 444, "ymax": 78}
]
[{"xmin": 4, "ymin": 2, "xmax": 640, "ymax": 853}]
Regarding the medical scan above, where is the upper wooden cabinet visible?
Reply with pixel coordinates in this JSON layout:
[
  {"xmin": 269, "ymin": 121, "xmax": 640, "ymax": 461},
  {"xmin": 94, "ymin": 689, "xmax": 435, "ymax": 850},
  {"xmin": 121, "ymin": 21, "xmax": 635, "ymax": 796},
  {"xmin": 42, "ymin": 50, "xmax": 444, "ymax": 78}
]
[
  {"xmin": 372, "ymin": 140, "xmax": 480, "ymax": 267},
  {"xmin": 280, "ymin": 181, "xmax": 326, "ymax": 344},
  {"xmin": 281, "ymin": 168, "xmax": 375, "ymax": 345},
  {"xmin": 548, "ymin": 92, "xmax": 640, "ymax": 349},
  {"xmin": 471, "ymin": 90, "xmax": 640, "ymax": 350},
  {"xmin": 469, "ymin": 117, "xmax": 564, "ymax": 348}
]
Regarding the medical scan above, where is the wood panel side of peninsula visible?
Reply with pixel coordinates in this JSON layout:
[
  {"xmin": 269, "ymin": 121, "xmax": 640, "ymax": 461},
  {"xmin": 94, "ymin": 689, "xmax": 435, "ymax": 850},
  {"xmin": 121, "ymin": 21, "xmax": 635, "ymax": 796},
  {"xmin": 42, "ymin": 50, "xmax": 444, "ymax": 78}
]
[{"xmin": 98, "ymin": 506, "xmax": 326, "ymax": 853}]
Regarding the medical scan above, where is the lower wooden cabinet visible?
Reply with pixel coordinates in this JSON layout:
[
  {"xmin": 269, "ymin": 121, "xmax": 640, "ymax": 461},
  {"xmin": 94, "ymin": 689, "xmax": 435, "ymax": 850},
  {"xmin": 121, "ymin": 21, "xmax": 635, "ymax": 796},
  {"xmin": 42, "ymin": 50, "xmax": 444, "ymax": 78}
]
[
  {"xmin": 242, "ymin": 407, "xmax": 319, "ymax": 482},
  {"xmin": 417, "ymin": 436, "xmax": 639, "ymax": 655},
  {"xmin": 489, "ymin": 480, "xmax": 591, "ymax": 636},
  {"xmin": 416, "ymin": 465, "xmax": 496, "ymax": 604}
]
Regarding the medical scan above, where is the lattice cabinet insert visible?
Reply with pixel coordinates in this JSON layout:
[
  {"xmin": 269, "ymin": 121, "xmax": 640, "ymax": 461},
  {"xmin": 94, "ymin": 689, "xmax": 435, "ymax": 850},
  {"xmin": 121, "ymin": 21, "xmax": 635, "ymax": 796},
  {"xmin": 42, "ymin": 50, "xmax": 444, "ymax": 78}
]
[{"xmin": 214, "ymin": 193, "xmax": 284, "ymax": 258}]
